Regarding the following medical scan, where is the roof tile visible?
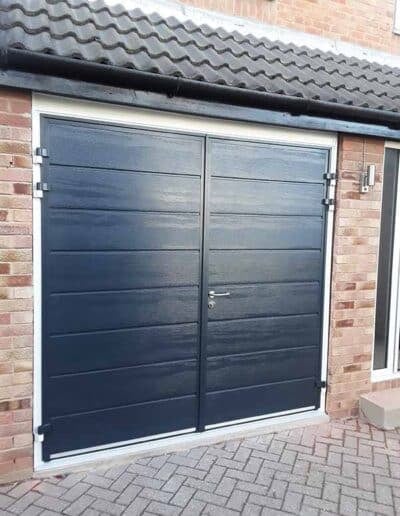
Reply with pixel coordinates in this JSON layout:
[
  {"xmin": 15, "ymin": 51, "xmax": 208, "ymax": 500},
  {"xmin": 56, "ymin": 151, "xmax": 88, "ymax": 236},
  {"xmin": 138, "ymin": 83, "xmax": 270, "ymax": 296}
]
[{"xmin": 1, "ymin": 0, "xmax": 400, "ymax": 113}]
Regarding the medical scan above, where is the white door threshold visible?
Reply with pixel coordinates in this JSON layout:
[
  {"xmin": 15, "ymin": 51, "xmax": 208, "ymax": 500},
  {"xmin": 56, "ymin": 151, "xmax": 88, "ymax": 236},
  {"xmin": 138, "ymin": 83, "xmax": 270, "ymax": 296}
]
[{"xmin": 34, "ymin": 409, "xmax": 329, "ymax": 477}]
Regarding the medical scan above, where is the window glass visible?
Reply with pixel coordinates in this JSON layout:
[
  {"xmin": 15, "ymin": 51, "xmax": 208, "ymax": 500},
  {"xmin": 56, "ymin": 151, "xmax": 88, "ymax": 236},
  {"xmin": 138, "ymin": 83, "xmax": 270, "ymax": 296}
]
[{"xmin": 374, "ymin": 148, "xmax": 399, "ymax": 370}]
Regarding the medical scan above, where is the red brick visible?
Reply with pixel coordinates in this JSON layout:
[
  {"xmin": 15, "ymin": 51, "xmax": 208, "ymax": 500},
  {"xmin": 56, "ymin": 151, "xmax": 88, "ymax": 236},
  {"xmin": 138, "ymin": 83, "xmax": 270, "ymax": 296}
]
[
  {"xmin": 0, "ymin": 88, "xmax": 32, "ymax": 483},
  {"xmin": 0, "ymin": 264, "xmax": 10, "ymax": 274},
  {"xmin": 327, "ymin": 136, "xmax": 384, "ymax": 418},
  {"xmin": 12, "ymin": 184, "xmax": 31, "ymax": 195}
]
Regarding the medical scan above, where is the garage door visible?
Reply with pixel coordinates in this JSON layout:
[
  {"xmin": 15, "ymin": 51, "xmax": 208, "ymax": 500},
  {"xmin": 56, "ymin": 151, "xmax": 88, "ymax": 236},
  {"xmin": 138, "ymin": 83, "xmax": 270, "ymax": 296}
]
[
  {"xmin": 205, "ymin": 138, "xmax": 327, "ymax": 427},
  {"xmin": 40, "ymin": 117, "xmax": 329, "ymax": 461}
]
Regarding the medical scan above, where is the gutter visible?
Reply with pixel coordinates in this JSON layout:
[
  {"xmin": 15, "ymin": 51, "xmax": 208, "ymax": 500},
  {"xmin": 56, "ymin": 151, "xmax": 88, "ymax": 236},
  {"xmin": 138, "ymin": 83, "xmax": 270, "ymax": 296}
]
[{"xmin": 4, "ymin": 47, "xmax": 400, "ymax": 130}]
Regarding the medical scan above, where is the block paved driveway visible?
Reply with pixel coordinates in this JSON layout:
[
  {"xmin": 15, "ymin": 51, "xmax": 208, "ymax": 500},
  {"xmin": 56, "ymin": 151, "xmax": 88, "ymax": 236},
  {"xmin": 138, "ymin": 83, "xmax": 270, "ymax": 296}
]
[{"xmin": 1, "ymin": 418, "xmax": 400, "ymax": 515}]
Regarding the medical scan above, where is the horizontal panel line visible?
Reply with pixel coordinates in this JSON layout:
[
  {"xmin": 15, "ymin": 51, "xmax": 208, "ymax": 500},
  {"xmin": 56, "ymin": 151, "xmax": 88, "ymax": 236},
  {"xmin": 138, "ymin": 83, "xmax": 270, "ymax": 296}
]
[
  {"xmin": 50, "ymin": 358, "xmax": 198, "ymax": 379},
  {"xmin": 211, "ymin": 174, "xmax": 325, "ymax": 185},
  {"xmin": 49, "ymin": 248, "xmax": 201, "ymax": 253},
  {"xmin": 210, "ymin": 212, "xmax": 323, "ymax": 218},
  {"xmin": 50, "ymin": 284, "xmax": 200, "ymax": 296},
  {"xmin": 209, "ymin": 280, "xmax": 321, "ymax": 287},
  {"xmin": 207, "ymin": 376, "xmax": 316, "ymax": 396},
  {"xmin": 51, "ymin": 393, "xmax": 198, "ymax": 421},
  {"xmin": 49, "ymin": 207, "xmax": 201, "ymax": 215},
  {"xmin": 50, "ymin": 250, "xmax": 201, "ymax": 255},
  {"xmin": 49, "ymin": 162, "xmax": 202, "ymax": 177},
  {"xmin": 210, "ymin": 248, "xmax": 322, "ymax": 251},
  {"xmin": 209, "ymin": 312, "xmax": 320, "ymax": 324},
  {"xmin": 207, "ymin": 345, "xmax": 318, "ymax": 361},
  {"xmin": 210, "ymin": 214, "xmax": 324, "ymax": 221},
  {"xmin": 210, "ymin": 249, "xmax": 322, "ymax": 253},
  {"xmin": 207, "ymin": 312, "xmax": 319, "ymax": 325},
  {"xmin": 208, "ymin": 280, "xmax": 321, "ymax": 288},
  {"xmin": 49, "ymin": 320, "xmax": 199, "ymax": 338}
]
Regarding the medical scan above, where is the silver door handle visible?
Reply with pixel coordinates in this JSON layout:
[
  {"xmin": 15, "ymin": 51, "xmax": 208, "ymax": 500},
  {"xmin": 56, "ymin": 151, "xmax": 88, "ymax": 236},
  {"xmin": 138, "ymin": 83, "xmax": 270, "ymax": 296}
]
[{"xmin": 209, "ymin": 291, "xmax": 230, "ymax": 299}]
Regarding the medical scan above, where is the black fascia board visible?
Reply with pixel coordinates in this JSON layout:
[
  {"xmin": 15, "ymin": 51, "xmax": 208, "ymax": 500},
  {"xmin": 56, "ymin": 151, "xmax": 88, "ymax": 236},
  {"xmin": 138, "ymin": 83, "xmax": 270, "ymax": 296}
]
[{"xmin": 2, "ymin": 48, "xmax": 400, "ymax": 140}]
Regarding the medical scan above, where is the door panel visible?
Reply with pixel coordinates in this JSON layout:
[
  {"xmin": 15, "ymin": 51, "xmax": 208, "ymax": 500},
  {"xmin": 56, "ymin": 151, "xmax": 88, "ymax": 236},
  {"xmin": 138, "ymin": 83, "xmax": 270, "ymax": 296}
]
[
  {"xmin": 48, "ymin": 166, "xmax": 201, "ymax": 212},
  {"xmin": 209, "ymin": 215, "xmax": 323, "ymax": 250},
  {"xmin": 48, "ymin": 360, "xmax": 198, "ymax": 416},
  {"xmin": 207, "ymin": 283, "xmax": 320, "ymax": 321},
  {"xmin": 47, "ymin": 210, "xmax": 200, "ymax": 251},
  {"xmin": 208, "ymin": 138, "xmax": 328, "ymax": 182},
  {"xmin": 46, "ymin": 397, "xmax": 197, "ymax": 457},
  {"xmin": 210, "ymin": 177, "xmax": 324, "ymax": 216},
  {"xmin": 209, "ymin": 250, "xmax": 322, "ymax": 285},
  {"xmin": 47, "ymin": 119, "xmax": 203, "ymax": 174},
  {"xmin": 49, "ymin": 323, "xmax": 198, "ymax": 376},
  {"xmin": 206, "ymin": 379, "xmax": 317, "ymax": 426},
  {"xmin": 205, "ymin": 137, "xmax": 327, "ymax": 425},
  {"xmin": 48, "ymin": 251, "xmax": 200, "ymax": 292},
  {"xmin": 207, "ymin": 314, "xmax": 320, "ymax": 357},
  {"xmin": 41, "ymin": 118, "xmax": 204, "ymax": 459},
  {"xmin": 207, "ymin": 348, "xmax": 318, "ymax": 391},
  {"xmin": 48, "ymin": 287, "xmax": 199, "ymax": 334}
]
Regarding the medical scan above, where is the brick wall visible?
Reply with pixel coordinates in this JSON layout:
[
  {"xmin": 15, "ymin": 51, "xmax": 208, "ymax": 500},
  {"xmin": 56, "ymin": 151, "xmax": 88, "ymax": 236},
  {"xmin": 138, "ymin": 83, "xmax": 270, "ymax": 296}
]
[
  {"xmin": 0, "ymin": 87, "xmax": 33, "ymax": 482},
  {"xmin": 178, "ymin": 0, "xmax": 399, "ymax": 55},
  {"xmin": 326, "ymin": 135, "xmax": 385, "ymax": 418}
]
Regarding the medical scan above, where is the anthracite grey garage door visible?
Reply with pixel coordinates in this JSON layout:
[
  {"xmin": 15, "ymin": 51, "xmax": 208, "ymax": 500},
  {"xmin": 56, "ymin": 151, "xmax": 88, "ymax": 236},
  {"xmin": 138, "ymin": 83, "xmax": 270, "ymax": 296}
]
[{"xmin": 40, "ymin": 117, "xmax": 329, "ymax": 461}]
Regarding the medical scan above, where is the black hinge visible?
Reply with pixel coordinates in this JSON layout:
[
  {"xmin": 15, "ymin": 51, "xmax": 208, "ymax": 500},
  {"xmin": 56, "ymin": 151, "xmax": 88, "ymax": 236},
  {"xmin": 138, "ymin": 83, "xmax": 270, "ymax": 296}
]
[
  {"xmin": 323, "ymin": 173, "xmax": 337, "ymax": 181},
  {"xmin": 37, "ymin": 423, "xmax": 52, "ymax": 435},
  {"xmin": 322, "ymin": 198, "xmax": 335, "ymax": 207},
  {"xmin": 315, "ymin": 380, "xmax": 327, "ymax": 389},
  {"xmin": 35, "ymin": 147, "xmax": 49, "ymax": 158},
  {"xmin": 35, "ymin": 182, "xmax": 50, "ymax": 192}
]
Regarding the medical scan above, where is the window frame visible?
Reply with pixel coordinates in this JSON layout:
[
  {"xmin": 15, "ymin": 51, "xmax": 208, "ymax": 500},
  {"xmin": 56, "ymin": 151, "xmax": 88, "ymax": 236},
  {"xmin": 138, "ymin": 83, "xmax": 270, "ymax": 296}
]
[
  {"xmin": 394, "ymin": 0, "xmax": 400, "ymax": 34},
  {"xmin": 373, "ymin": 142, "xmax": 400, "ymax": 382}
]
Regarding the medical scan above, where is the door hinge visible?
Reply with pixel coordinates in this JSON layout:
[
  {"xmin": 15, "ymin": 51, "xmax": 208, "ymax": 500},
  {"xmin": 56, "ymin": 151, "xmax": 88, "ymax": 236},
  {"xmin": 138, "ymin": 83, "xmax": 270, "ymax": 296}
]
[
  {"xmin": 36, "ymin": 182, "xmax": 50, "ymax": 192},
  {"xmin": 315, "ymin": 380, "xmax": 327, "ymax": 389},
  {"xmin": 34, "ymin": 423, "xmax": 52, "ymax": 442},
  {"xmin": 33, "ymin": 147, "xmax": 49, "ymax": 165},
  {"xmin": 323, "ymin": 173, "xmax": 337, "ymax": 181},
  {"xmin": 322, "ymin": 198, "xmax": 335, "ymax": 207},
  {"xmin": 33, "ymin": 182, "xmax": 50, "ymax": 199}
]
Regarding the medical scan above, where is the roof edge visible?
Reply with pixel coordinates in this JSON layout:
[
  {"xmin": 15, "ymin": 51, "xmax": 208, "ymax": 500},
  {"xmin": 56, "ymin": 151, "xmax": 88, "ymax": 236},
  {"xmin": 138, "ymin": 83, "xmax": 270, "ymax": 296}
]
[{"xmin": 4, "ymin": 48, "xmax": 400, "ymax": 130}]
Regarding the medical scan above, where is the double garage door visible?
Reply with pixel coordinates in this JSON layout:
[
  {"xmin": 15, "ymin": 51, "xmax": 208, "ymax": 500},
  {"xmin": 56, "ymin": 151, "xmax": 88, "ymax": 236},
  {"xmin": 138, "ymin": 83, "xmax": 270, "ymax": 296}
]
[{"xmin": 40, "ymin": 115, "xmax": 329, "ymax": 461}]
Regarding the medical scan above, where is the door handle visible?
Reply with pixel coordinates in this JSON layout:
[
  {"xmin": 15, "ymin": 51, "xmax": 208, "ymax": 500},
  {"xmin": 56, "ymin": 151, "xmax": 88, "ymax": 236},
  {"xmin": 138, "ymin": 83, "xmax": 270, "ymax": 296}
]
[{"xmin": 208, "ymin": 290, "xmax": 231, "ymax": 299}]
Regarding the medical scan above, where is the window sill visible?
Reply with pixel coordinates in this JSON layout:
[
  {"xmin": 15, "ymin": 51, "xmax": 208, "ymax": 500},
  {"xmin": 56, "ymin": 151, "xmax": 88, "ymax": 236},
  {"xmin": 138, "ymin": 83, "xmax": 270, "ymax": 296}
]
[{"xmin": 372, "ymin": 369, "xmax": 400, "ymax": 383}]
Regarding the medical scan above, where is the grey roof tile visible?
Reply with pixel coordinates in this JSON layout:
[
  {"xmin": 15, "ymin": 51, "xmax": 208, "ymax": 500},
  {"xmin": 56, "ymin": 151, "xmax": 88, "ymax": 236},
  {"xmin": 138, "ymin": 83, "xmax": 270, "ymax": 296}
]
[{"xmin": 1, "ymin": 0, "xmax": 400, "ymax": 114}]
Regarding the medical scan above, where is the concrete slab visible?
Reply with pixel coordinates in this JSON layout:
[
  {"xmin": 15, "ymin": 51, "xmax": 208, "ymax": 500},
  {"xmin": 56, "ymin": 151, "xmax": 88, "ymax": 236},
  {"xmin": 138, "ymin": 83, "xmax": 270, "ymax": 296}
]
[{"xmin": 360, "ymin": 388, "xmax": 400, "ymax": 430}]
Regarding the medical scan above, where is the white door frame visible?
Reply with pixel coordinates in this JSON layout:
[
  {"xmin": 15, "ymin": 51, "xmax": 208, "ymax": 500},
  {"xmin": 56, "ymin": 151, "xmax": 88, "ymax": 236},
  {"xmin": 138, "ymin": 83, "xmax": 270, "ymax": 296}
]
[{"xmin": 32, "ymin": 93, "xmax": 337, "ymax": 473}]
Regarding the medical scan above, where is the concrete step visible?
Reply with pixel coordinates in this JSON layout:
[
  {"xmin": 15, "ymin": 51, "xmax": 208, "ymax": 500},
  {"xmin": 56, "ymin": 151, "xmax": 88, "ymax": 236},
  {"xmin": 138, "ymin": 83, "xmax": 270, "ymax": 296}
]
[{"xmin": 360, "ymin": 388, "xmax": 400, "ymax": 430}]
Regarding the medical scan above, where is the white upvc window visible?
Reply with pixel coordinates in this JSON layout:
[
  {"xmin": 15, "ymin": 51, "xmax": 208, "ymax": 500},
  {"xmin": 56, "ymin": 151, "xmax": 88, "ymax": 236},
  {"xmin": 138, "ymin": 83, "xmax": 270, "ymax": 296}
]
[
  {"xmin": 395, "ymin": 0, "xmax": 400, "ymax": 34},
  {"xmin": 373, "ymin": 143, "xmax": 400, "ymax": 381}
]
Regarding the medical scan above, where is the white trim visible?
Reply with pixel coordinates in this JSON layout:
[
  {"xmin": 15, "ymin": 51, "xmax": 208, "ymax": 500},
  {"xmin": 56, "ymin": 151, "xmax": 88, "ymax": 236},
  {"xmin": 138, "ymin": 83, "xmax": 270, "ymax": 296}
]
[
  {"xmin": 372, "ymin": 368, "xmax": 400, "ymax": 383},
  {"xmin": 395, "ymin": 0, "xmax": 400, "ymax": 35},
  {"xmin": 32, "ymin": 93, "xmax": 336, "ymax": 473},
  {"xmin": 385, "ymin": 141, "xmax": 400, "ymax": 150},
  {"xmin": 32, "ymin": 97, "xmax": 43, "ymax": 473},
  {"xmin": 105, "ymin": 0, "xmax": 400, "ymax": 69},
  {"xmin": 32, "ymin": 94, "xmax": 336, "ymax": 147}
]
